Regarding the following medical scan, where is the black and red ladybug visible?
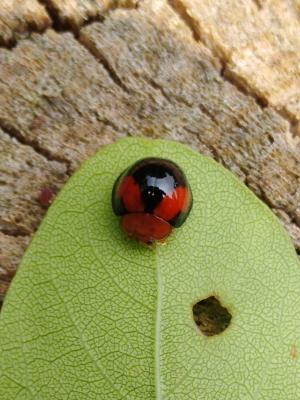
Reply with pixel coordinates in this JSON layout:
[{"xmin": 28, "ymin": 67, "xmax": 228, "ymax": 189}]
[{"xmin": 112, "ymin": 157, "xmax": 192, "ymax": 243}]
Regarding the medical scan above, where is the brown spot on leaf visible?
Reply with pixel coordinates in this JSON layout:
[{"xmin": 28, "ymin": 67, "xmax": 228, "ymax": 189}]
[{"xmin": 290, "ymin": 344, "xmax": 298, "ymax": 359}]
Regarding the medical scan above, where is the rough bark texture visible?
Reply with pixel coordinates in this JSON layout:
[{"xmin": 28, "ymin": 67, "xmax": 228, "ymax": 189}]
[
  {"xmin": 0, "ymin": 0, "xmax": 50, "ymax": 46},
  {"xmin": 0, "ymin": 1, "xmax": 139, "ymax": 47},
  {"xmin": 170, "ymin": 1, "xmax": 300, "ymax": 131},
  {"xmin": 1, "ymin": 0, "xmax": 300, "ymax": 305},
  {"xmin": 38, "ymin": 0, "xmax": 139, "ymax": 30}
]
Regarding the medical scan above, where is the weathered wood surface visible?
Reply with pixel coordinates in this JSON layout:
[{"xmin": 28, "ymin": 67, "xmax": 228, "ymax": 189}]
[
  {"xmin": 0, "ymin": 0, "xmax": 138, "ymax": 45},
  {"xmin": 1, "ymin": 0, "xmax": 300, "ymax": 304},
  {"xmin": 0, "ymin": 0, "xmax": 50, "ymax": 46},
  {"xmin": 172, "ymin": 0, "xmax": 300, "ymax": 134}
]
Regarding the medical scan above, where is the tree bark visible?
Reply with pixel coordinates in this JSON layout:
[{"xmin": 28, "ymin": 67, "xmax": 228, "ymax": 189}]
[{"xmin": 1, "ymin": 0, "xmax": 300, "ymax": 304}]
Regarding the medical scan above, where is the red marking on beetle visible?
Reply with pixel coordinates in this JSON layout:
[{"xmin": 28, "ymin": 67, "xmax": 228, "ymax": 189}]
[
  {"xmin": 154, "ymin": 186, "xmax": 189, "ymax": 221},
  {"xmin": 121, "ymin": 213, "xmax": 171, "ymax": 243},
  {"xmin": 38, "ymin": 187, "xmax": 55, "ymax": 208},
  {"xmin": 118, "ymin": 176, "xmax": 144, "ymax": 213}
]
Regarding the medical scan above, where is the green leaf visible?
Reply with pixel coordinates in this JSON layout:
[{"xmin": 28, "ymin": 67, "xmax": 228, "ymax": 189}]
[{"xmin": 1, "ymin": 138, "xmax": 300, "ymax": 399}]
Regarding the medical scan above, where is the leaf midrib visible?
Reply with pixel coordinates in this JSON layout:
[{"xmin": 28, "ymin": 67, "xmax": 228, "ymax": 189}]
[{"xmin": 155, "ymin": 249, "xmax": 162, "ymax": 400}]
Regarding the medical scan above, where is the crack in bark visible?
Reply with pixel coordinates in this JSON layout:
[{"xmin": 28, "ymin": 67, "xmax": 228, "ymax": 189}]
[
  {"xmin": 168, "ymin": 0, "xmax": 201, "ymax": 42},
  {"xmin": 37, "ymin": 0, "xmax": 107, "ymax": 34},
  {"xmin": 1, "ymin": 4, "xmax": 131, "ymax": 94},
  {"xmin": 0, "ymin": 11, "xmax": 51, "ymax": 49},
  {"xmin": 167, "ymin": 0, "xmax": 268, "ymax": 107},
  {"xmin": 275, "ymin": 108, "xmax": 299, "ymax": 137},
  {"xmin": 0, "ymin": 1, "xmax": 138, "ymax": 49},
  {"xmin": 0, "ymin": 226, "xmax": 30, "ymax": 238},
  {"xmin": 0, "ymin": 0, "xmax": 297, "ymax": 141},
  {"xmin": 0, "ymin": 119, "xmax": 71, "ymax": 174},
  {"xmin": 167, "ymin": 0, "xmax": 299, "ymax": 138},
  {"xmin": 78, "ymin": 34, "xmax": 131, "ymax": 94},
  {"xmin": 220, "ymin": 66, "xmax": 268, "ymax": 108},
  {"xmin": 37, "ymin": 0, "xmax": 64, "ymax": 31}
]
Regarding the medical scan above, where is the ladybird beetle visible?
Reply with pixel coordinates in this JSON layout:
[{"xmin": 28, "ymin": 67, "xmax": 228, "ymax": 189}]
[{"xmin": 112, "ymin": 157, "xmax": 192, "ymax": 243}]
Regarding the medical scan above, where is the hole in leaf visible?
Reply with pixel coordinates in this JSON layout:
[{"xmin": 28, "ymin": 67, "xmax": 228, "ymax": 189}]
[{"xmin": 193, "ymin": 296, "xmax": 232, "ymax": 336}]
